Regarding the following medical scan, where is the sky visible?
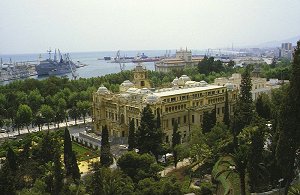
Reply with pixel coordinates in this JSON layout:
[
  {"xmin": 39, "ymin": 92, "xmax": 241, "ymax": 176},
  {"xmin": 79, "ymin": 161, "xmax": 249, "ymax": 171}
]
[{"xmin": 0, "ymin": 0, "xmax": 300, "ymax": 54}]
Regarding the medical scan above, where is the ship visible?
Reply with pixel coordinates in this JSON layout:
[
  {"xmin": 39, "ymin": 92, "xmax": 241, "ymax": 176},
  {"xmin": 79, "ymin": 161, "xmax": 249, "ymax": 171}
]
[
  {"xmin": 131, "ymin": 53, "xmax": 161, "ymax": 63},
  {"xmin": 36, "ymin": 49, "xmax": 77, "ymax": 76}
]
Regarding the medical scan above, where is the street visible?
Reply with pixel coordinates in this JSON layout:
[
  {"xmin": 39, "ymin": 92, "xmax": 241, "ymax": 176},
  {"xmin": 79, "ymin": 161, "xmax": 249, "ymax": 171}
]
[{"xmin": 0, "ymin": 117, "xmax": 92, "ymax": 142}]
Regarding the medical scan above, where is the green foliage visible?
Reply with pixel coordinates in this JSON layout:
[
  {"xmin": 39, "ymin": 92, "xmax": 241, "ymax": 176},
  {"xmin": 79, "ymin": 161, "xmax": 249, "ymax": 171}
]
[
  {"xmin": 255, "ymin": 94, "xmax": 271, "ymax": 120},
  {"xmin": 137, "ymin": 105, "xmax": 163, "ymax": 160},
  {"xmin": 64, "ymin": 127, "xmax": 73, "ymax": 176},
  {"xmin": 39, "ymin": 104, "xmax": 55, "ymax": 129},
  {"xmin": 276, "ymin": 40, "xmax": 300, "ymax": 193},
  {"xmin": 202, "ymin": 107, "xmax": 216, "ymax": 134},
  {"xmin": 70, "ymin": 151, "xmax": 81, "ymax": 182},
  {"xmin": 16, "ymin": 104, "xmax": 33, "ymax": 130},
  {"xmin": 117, "ymin": 151, "xmax": 162, "ymax": 183},
  {"xmin": 100, "ymin": 125, "xmax": 113, "ymax": 167},
  {"xmin": 198, "ymin": 56, "xmax": 225, "ymax": 75},
  {"xmin": 231, "ymin": 66, "xmax": 253, "ymax": 146},
  {"xmin": 7, "ymin": 147, "xmax": 17, "ymax": 171}
]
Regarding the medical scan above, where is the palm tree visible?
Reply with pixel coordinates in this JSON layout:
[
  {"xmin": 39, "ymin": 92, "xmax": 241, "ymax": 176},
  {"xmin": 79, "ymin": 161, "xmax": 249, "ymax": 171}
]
[{"xmin": 215, "ymin": 145, "xmax": 248, "ymax": 195}]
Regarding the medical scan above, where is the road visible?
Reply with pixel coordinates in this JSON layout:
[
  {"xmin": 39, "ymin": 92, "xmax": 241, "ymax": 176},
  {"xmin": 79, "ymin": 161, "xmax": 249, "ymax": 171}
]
[{"xmin": 0, "ymin": 117, "xmax": 93, "ymax": 142}]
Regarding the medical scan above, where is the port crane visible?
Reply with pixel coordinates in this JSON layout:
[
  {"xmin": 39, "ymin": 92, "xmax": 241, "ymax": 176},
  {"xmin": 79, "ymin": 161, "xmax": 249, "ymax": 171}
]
[{"xmin": 66, "ymin": 54, "xmax": 79, "ymax": 80}]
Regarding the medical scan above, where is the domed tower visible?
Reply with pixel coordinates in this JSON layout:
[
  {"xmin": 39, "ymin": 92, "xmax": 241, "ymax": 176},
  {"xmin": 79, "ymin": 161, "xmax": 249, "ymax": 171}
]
[{"xmin": 133, "ymin": 63, "xmax": 151, "ymax": 89}]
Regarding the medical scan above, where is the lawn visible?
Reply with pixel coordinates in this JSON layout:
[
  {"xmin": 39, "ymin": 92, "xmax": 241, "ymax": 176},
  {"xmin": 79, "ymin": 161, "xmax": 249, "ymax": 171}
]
[{"xmin": 72, "ymin": 142, "xmax": 99, "ymax": 161}]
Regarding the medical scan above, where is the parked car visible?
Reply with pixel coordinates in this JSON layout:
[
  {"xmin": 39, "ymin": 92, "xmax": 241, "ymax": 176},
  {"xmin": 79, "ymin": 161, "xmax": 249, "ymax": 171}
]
[{"xmin": 0, "ymin": 129, "xmax": 7, "ymax": 133}]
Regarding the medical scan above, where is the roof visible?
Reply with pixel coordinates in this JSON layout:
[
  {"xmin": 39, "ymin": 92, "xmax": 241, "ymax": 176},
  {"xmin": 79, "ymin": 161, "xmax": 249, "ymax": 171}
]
[{"xmin": 153, "ymin": 85, "xmax": 224, "ymax": 97}]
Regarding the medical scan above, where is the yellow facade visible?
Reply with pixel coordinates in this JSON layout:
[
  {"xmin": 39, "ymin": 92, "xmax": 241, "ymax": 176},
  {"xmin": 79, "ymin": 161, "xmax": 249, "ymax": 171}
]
[{"xmin": 93, "ymin": 65, "xmax": 237, "ymax": 143}]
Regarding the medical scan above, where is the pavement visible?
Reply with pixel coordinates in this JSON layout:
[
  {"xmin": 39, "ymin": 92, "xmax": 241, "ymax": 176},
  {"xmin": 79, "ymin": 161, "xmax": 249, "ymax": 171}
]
[{"xmin": 160, "ymin": 158, "xmax": 191, "ymax": 177}]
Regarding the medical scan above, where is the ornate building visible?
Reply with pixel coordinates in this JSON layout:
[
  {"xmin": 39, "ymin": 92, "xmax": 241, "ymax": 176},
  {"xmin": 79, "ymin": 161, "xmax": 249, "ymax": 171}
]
[
  {"xmin": 93, "ymin": 64, "xmax": 238, "ymax": 143},
  {"xmin": 155, "ymin": 48, "xmax": 203, "ymax": 73}
]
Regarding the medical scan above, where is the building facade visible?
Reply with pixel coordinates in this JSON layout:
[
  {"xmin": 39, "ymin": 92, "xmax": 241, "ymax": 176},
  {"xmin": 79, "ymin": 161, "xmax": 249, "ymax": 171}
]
[
  {"xmin": 93, "ymin": 64, "xmax": 238, "ymax": 143},
  {"xmin": 155, "ymin": 48, "xmax": 203, "ymax": 73},
  {"xmin": 214, "ymin": 71, "xmax": 282, "ymax": 101}
]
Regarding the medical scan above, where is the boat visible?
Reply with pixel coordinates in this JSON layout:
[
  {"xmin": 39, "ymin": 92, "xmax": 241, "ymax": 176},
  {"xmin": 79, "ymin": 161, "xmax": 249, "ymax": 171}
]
[
  {"xmin": 131, "ymin": 53, "xmax": 161, "ymax": 63},
  {"xmin": 35, "ymin": 49, "xmax": 77, "ymax": 76}
]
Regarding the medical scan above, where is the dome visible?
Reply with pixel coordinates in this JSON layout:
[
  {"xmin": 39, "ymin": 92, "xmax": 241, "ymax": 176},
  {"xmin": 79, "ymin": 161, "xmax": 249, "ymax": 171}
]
[
  {"xmin": 127, "ymin": 87, "xmax": 139, "ymax": 93},
  {"xmin": 121, "ymin": 80, "xmax": 134, "ymax": 87},
  {"xmin": 145, "ymin": 93, "xmax": 159, "ymax": 104},
  {"xmin": 172, "ymin": 77, "xmax": 179, "ymax": 85},
  {"xmin": 140, "ymin": 88, "xmax": 150, "ymax": 94},
  {"xmin": 179, "ymin": 75, "xmax": 191, "ymax": 82},
  {"xmin": 97, "ymin": 85, "xmax": 109, "ymax": 94},
  {"xmin": 224, "ymin": 82, "xmax": 234, "ymax": 90},
  {"xmin": 199, "ymin": 80, "xmax": 208, "ymax": 87}
]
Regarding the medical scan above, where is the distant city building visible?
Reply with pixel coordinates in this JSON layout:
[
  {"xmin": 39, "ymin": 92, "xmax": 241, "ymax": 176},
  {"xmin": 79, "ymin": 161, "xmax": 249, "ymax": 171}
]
[
  {"xmin": 155, "ymin": 48, "xmax": 203, "ymax": 73},
  {"xmin": 279, "ymin": 42, "xmax": 293, "ymax": 60},
  {"xmin": 93, "ymin": 64, "xmax": 238, "ymax": 143}
]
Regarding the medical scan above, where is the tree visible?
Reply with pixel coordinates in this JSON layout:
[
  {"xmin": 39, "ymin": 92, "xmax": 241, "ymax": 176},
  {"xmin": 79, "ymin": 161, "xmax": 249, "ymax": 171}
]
[
  {"xmin": 255, "ymin": 94, "xmax": 271, "ymax": 120},
  {"xmin": 246, "ymin": 124, "xmax": 268, "ymax": 192},
  {"xmin": 276, "ymin": 40, "xmax": 300, "ymax": 194},
  {"xmin": 53, "ymin": 152, "xmax": 63, "ymax": 194},
  {"xmin": 172, "ymin": 120, "xmax": 181, "ymax": 168},
  {"xmin": 7, "ymin": 147, "xmax": 17, "ymax": 171},
  {"xmin": 77, "ymin": 100, "xmax": 91, "ymax": 124},
  {"xmin": 100, "ymin": 125, "xmax": 113, "ymax": 167},
  {"xmin": 88, "ymin": 163, "xmax": 135, "ymax": 195},
  {"xmin": 90, "ymin": 163, "xmax": 104, "ymax": 195},
  {"xmin": 64, "ymin": 127, "xmax": 73, "ymax": 176},
  {"xmin": 0, "ymin": 162, "xmax": 16, "ymax": 194},
  {"xmin": 70, "ymin": 151, "xmax": 80, "ymax": 182},
  {"xmin": 27, "ymin": 89, "xmax": 44, "ymax": 115},
  {"xmin": 202, "ymin": 108, "xmax": 216, "ymax": 134},
  {"xmin": 36, "ymin": 131, "xmax": 58, "ymax": 163},
  {"xmin": 39, "ymin": 105, "xmax": 55, "ymax": 130},
  {"xmin": 231, "ymin": 65, "xmax": 253, "ymax": 147},
  {"xmin": 16, "ymin": 104, "xmax": 33, "ymax": 133},
  {"xmin": 128, "ymin": 119, "xmax": 136, "ymax": 151},
  {"xmin": 117, "ymin": 151, "xmax": 162, "ymax": 183},
  {"xmin": 68, "ymin": 106, "xmax": 80, "ymax": 125},
  {"xmin": 223, "ymin": 90, "xmax": 230, "ymax": 127},
  {"xmin": 137, "ymin": 105, "xmax": 163, "ymax": 160}
]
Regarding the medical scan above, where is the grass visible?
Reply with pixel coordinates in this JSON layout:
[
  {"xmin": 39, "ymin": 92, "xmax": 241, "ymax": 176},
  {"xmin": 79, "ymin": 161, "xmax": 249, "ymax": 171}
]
[{"xmin": 72, "ymin": 142, "xmax": 99, "ymax": 161}]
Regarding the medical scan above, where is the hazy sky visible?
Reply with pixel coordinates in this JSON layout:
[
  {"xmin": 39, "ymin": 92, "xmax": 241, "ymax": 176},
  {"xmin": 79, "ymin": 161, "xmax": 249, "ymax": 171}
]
[{"xmin": 0, "ymin": 0, "xmax": 300, "ymax": 54}]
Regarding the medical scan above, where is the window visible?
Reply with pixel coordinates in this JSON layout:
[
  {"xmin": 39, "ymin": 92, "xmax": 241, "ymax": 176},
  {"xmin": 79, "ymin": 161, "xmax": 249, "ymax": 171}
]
[
  {"xmin": 172, "ymin": 118, "xmax": 175, "ymax": 126},
  {"xmin": 192, "ymin": 115, "xmax": 195, "ymax": 123},
  {"xmin": 184, "ymin": 115, "xmax": 187, "ymax": 123},
  {"xmin": 141, "ymin": 81, "xmax": 145, "ymax": 87},
  {"xmin": 165, "ymin": 136, "xmax": 169, "ymax": 143},
  {"xmin": 122, "ymin": 131, "xmax": 125, "ymax": 137},
  {"xmin": 217, "ymin": 108, "xmax": 220, "ymax": 115},
  {"xmin": 178, "ymin": 117, "xmax": 181, "ymax": 125}
]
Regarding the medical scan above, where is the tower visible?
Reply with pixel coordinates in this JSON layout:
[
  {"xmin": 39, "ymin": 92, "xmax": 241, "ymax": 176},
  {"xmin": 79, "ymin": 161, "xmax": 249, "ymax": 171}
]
[{"xmin": 133, "ymin": 63, "xmax": 151, "ymax": 89}]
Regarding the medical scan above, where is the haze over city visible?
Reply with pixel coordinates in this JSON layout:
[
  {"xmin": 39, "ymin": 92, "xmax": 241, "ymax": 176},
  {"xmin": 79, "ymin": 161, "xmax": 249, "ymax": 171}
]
[{"xmin": 1, "ymin": 0, "xmax": 300, "ymax": 54}]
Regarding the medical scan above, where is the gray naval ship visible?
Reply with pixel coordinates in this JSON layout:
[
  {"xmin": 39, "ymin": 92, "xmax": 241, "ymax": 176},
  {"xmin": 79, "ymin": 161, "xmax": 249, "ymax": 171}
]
[{"xmin": 36, "ymin": 49, "xmax": 77, "ymax": 76}]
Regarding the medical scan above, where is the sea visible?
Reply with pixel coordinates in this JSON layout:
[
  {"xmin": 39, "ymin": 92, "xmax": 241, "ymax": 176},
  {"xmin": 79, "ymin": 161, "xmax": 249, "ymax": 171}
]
[{"xmin": 0, "ymin": 49, "xmax": 234, "ymax": 85}]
